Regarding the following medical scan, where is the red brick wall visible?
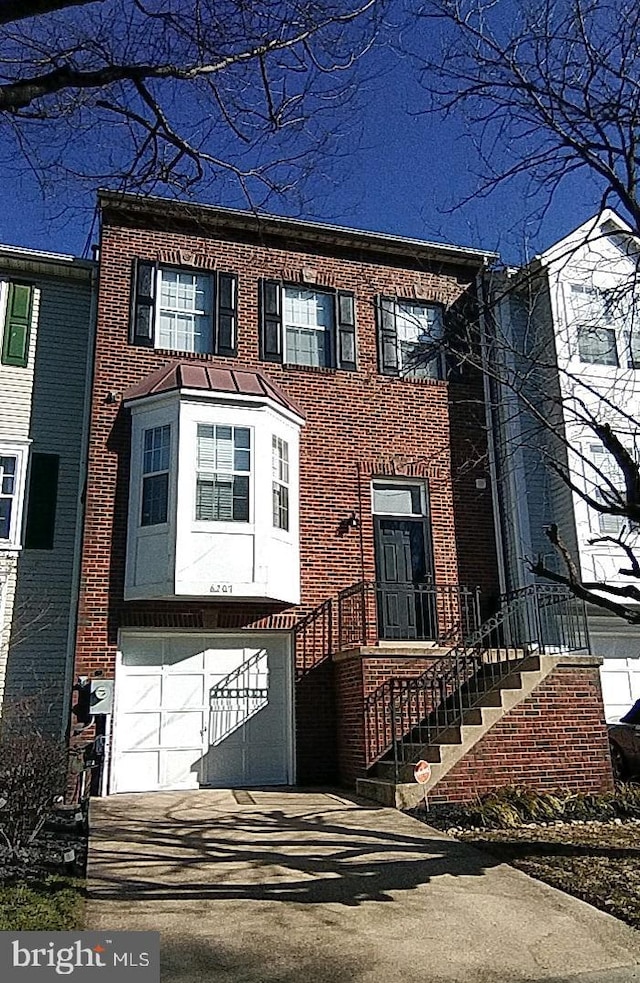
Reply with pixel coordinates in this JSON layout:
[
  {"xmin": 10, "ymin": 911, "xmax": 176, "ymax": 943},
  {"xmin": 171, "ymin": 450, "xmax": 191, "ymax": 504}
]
[
  {"xmin": 74, "ymin": 208, "xmax": 499, "ymax": 782},
  {"xmin": 429, "ymin": 665, "xmax": 614, "ymax": 802},
  {"xmin": 335, "ymin": 654, "xmax": 439, "ymax": 785}
]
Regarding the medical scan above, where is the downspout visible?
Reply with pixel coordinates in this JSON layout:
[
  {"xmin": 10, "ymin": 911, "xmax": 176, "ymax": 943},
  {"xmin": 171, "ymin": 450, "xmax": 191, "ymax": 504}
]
[
  {"xmin": 62, "ymin": 259, "xmax": 99, "ymax": 742},
  {"xmin": 476, "ymin": 267, "xmax": 508, "ymax": 597}
]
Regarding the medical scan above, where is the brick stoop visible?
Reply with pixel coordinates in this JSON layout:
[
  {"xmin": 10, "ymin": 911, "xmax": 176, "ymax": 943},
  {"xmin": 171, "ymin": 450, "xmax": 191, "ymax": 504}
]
[{"xmin": 356, "ymin": 654, "xmax": 607, "ymax": 809}]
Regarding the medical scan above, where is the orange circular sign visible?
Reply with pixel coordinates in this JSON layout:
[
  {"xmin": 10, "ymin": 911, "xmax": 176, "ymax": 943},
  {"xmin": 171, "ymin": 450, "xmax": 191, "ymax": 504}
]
[{"xmin": 414, "ymin": 760, "xmax": 432, "ymax": 784}]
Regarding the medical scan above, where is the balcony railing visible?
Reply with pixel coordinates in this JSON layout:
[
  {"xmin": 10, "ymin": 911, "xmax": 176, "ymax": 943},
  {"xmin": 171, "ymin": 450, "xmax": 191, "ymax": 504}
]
[{"xmin": 336, "ymin": 581, "xmax": 482, "ymax": 651}]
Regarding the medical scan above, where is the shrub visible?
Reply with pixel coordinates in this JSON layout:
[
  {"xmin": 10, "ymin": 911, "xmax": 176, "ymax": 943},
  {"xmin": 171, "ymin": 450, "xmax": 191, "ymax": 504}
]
[
  {"xmin": 0, "ymin": 698, "xmax": 68, "ymax": 859},
  {"xmin": 431, "ymin": 783, "xmax": 640, "ymax": 830}
]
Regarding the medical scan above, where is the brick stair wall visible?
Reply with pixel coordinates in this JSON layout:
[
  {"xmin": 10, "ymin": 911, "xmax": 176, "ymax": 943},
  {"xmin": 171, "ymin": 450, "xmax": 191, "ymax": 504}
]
[{"xmin": 427, "ymin": 662, "xmax": 614, "ymax": 802}]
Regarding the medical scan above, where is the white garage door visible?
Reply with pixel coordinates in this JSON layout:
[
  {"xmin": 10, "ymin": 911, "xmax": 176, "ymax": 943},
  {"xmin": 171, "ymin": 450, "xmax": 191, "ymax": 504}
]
[
  {"xmin": 111, "ymin": 632, "xmax": 293, "ymax": 793},
  {"xmin": 600, "ymin": 658, "xmax": 640, "ymax": 722}
]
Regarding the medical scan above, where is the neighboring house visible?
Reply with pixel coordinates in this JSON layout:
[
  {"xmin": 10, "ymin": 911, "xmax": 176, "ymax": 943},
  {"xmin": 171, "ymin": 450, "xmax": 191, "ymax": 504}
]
[
  {"xmin": 0, "ymin": 244, "xmax": 94, "ymax": 736},
  {"xmin": 71, "ymin": 191, "xmax": 613, "ymax": 805},
  {"xmin": 489, "ymin": 210, "xmax": 640, "ymax": 723}
]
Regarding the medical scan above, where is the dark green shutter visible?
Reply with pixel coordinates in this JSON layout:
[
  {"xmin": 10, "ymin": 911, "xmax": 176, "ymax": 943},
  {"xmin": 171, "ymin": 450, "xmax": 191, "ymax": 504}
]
[
  {"xmin": 336, "ymin": 291, "xmax": 356, "ymax": 370},
  {"xmin": 24, "ymin": 453, "xmax": 59, "ymax": 549},
  {"xmin": 130, "ymin": 259, "xmax": 157, "ymax": 347},
  {"xmin": 2, "ymin": 282, "xmax": 34, "ymax": 367},
  {"xmin": 216, "ymin": 272, "xmax": 238, "ymax": 356},
  {"xmin": 377, "ymin": 295, "xmax": 398, "ymax": 374},
  {"xmin": 260, "ymin": 279, "xmax": 283, "ymax": 362}
]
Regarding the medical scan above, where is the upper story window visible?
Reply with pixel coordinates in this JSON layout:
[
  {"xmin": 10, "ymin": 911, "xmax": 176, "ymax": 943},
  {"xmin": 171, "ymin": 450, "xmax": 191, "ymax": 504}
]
[
  {"xmin": 141, "ymin": 425, "xmax": 170, "ymax": 526},
  {"xmin": 0, "ymin": 454, "xmax": 18, "ymax": 540},
  {"xmin": 272, "ymin": 435, "xmax": 289, "ymax": 531},
  {"xmin": 131, "ymin": 260, "xmax": 237, "ymax": 357},
  {"xmin": 377, "ymin": 296, "xmax": 446, "ymax": 379},
  {"xmin": 196, "ymin": 424, "xmax": 250, "ymax": 522},
  {"xmin": 569, "ymin": 283, "xmax": 620, "ymax": 366},
  {"xmin": 259, "ymin": 279, "xmax": 356, "ymax": 370},
  {"xmin": 585, "ymin": 442, "xmax": 627, "ymax": 535},
  {"xmin": 0, "ymin": 443, "xmax": 28, "ymax": 547},
  {"xmin": 577, "ymin": 326, "xmax": 619, "ymax": 366},
  {"xmin": 1, "ymin": 281, "xmax": 34, "ymax": 369}
]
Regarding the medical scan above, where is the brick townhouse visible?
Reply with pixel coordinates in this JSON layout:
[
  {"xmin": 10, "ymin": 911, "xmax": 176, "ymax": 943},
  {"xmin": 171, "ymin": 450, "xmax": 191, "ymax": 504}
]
[{"xmin": 72, "ymin": 191, "xmax": 614, "ymax": 804}]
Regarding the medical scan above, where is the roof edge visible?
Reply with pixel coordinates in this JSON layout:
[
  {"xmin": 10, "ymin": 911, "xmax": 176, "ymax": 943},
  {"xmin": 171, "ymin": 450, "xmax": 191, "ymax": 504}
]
[{"xmin": 98, "ymin": 190, "xmax": 497, "ymax": 268}]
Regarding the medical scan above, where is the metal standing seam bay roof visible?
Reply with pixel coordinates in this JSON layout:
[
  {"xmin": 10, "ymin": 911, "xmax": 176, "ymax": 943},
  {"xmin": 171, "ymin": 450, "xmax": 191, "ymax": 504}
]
[{"xmin": 122, "ymin": 361, "xmax": 305, "ymax": 419}]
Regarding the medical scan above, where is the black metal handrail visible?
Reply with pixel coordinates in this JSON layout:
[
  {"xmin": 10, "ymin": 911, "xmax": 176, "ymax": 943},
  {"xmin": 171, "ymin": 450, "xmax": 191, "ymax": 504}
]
[
  {"xmin": 293, "ymin": 598, "xmax": 334, "ymax": 678},
  {"xmin": 337, "ymin": 580, "xmax": 482, "ymax": 651},
  {"xmin": 364, "ymin": 584, "xmax": 590, "ymax": 776}
]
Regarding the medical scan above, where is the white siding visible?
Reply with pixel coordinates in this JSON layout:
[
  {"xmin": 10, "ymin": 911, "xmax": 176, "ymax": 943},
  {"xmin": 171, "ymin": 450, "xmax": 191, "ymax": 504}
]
[
  {"xmin": 1, "ymin": 271, "xmax": 93, "ymax": 734},
  {"xmin": 0, "ymin": 281, "xmax": 39, "ymax": 441}
]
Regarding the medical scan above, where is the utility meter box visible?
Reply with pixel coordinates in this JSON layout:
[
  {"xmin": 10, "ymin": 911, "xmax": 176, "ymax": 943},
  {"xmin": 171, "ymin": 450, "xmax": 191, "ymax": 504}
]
[{"xmin": 90, "ymin": 678, "xmax": 114, "ymax": 714}]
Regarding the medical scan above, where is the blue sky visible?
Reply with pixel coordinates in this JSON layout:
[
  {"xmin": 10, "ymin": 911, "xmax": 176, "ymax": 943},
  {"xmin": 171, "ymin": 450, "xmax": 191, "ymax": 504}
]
[{"xmin": 0, "ymin": 6, "xmax": 607, "ymax": 265}]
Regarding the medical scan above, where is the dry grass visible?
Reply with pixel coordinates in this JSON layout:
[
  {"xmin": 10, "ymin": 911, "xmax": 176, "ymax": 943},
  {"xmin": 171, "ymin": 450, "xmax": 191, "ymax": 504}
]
[{"xmin": 458, "ymin": 821, "xmax": 640, "ymax": 929}]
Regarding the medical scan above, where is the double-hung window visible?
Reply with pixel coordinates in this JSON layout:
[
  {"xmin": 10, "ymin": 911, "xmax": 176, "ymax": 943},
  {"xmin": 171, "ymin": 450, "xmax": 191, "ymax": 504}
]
[
  {"xmin": 570, "ymin": 284, "xmax": 619, "ymax": 366},
  {"xmin": 272, "ymin": 436, "xmax": 289, "ymax": 531},
  {"xmin": 586, "ymin": 442, "xmax": 626, "ymax": 535},
  {"xmin": 141, "ymin": 425, "xmax": 170, "ymax": 526},
  {"xmin": 260, "ymin": 280, "xmax": 356, "ymax": 370},
  {"xmin": 377, "ymin": 296, "xmax": 446, "ymax": 379},
  {"xmin": 131, "ymin": 260, "xmax": 238, "ymax": 357},
  {"xmin": 0, "ymin": 454, "xmax": 18, "ymax": 541},
  {"xmin": 196, "ymin": 425, "xmax": 250, "ymax": 522}
]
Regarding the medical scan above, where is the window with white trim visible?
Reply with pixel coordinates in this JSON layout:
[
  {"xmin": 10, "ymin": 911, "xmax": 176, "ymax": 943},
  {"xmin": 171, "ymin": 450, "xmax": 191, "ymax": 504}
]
[
  {"xmin": 377, "ymin": 296, "xmax": 446, "ymax": 379},
  {"xmin": 157, "ymin": 269, "xmax": 212, "ymax": 353},
  {"xmin": 0, "ymin": 454, "xmax": 18, "ymax": 541},
  {"xmin": 283, "ymin": 288, "xmax": 334, "ymax": 367},
  {"xmin": 586, "ymin": 443, "xmax": 626, "ymax": 535},
  {"xmin": 131, "ymin": 261, "xmax": 238, "ymax": 356},
  {"xmin": 570, "ymin": 284, "xmax": 620, "ymax": 366},
  {"xmin": 141, "ymin": 425, "xmax": 170, "ymax": 526},
  {"xmin": 272, "ymin": 436, "xmax": 289, "ymax": 530},
  {"xmin": 259, "ymin": 280, "xmax": 356, "ymax": 370},
  {"xmin": 196, "ymin": 425, "xmax": 251, "ymax": 522}
]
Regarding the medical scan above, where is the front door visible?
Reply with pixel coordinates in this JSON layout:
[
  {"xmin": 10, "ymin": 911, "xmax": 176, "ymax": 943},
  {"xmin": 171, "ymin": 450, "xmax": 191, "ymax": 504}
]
[{"xmin": 372, "ymin": 481, "xmax": 436, "ymax": 641}]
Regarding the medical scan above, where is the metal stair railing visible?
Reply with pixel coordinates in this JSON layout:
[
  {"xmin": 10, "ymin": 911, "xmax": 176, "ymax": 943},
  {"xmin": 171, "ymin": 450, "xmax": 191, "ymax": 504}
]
[{"xmin": 364, "ymin": 585, "xmax": 589, "ymax": 779}]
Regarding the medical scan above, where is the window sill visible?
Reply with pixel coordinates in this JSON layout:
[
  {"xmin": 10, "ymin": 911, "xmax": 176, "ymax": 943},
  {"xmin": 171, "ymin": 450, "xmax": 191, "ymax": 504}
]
[
  {"xmin": 379, "ymin": 373, "xmax": 447, "ymax": 387},
  {"xmin": 0, "ymin": 542, "xmax": 22, "ymax": 553},
  {"xmin": 144, "ymin": 346, "xmax": 236, "ymax": 362},
  {"xmin": 281, "ymin": 362, "xmax": 339, "ymax": 376}
]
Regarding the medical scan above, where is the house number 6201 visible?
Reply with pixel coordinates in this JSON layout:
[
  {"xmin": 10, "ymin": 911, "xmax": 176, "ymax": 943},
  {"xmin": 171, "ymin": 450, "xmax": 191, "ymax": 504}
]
[{"xmin": 210, "ymin": 583, "xmax": 233, "ymax": 594}]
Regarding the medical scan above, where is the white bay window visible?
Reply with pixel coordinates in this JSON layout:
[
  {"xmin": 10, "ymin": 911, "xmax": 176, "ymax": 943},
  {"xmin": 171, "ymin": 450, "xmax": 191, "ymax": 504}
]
[{"xmin": 124, "ymin": 368, "xmax": 303, "ymax": 604}]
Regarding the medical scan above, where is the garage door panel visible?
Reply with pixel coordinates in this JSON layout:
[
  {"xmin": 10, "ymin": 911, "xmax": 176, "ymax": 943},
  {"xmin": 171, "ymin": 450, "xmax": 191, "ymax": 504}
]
[
  {"xmin": 120, "ymin": 675, "xmax": 161, "ymax": 711},
  {"xmin": 119, "ymin": 712, "xmax": 161, "ymax": 751},
  {"xmin": 163, "ymin": 674, "xmax": 204, "ymax": 709},
  {"xmin": 161, "ymin": 750, "xmax": 201, "ymax": 788},
  {"xmin": 601, "ymin": 671, "xmax": 632, "ymax": 708},
  {"xmin": 163, "ymin": 639, "xmax": 205, "ymax": 671},
  {"xmin": 162, "ymin": 710, "xmax": 205, "ymax": 747},
  {"xmin": 114, "ymin": 752, "xmax": 160, "ymax": 793},
  {"xmin": 245, "ymin": 744, "xmax": 287, "ymax": 785},
  {"xmin": 121, "ymin": 638, "xmax": 161, "ymax": 667}
]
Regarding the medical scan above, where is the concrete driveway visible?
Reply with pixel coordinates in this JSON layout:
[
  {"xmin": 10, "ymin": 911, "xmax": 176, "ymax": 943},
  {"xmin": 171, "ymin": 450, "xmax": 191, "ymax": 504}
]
[{"xmin": 86, "ymin": 789, "xmax": 640, "ymax": 983}]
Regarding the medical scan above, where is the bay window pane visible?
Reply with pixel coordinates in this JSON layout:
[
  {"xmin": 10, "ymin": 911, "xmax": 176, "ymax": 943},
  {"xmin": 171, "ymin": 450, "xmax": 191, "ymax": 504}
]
[
  {"xmin": 232, "ymin": 475, "xmax": 249, "ymax": 522},
  {"xmin": 141, "ymin": 472, "xmax": 169, "ymax": 526},
  {"xmin": 196, "ymin": 425, "xmax": 251, "ymax": 522}
]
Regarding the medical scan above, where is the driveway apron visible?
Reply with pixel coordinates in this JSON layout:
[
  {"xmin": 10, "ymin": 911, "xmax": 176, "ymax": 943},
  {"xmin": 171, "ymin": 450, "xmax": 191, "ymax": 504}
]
[{"xmin": 85, "ymin": 789, "xmax": 640, "ymax": 983}]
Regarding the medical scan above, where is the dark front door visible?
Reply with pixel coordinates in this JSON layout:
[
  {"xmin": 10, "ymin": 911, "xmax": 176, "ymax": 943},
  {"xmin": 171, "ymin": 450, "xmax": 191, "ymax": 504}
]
[{"xmin": 374, "ymin": 518, "xmax": 436, "ymax": 640}]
